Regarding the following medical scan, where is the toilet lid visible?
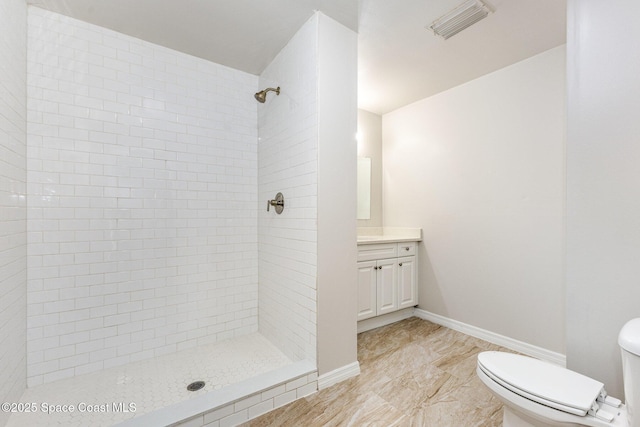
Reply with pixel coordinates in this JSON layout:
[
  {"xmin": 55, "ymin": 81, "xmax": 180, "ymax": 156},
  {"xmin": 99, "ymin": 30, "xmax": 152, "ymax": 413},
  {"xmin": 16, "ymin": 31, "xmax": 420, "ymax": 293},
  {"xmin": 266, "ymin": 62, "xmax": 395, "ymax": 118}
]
[{"xmin": 477, "ymin": 351, "xmax": 604, "ymax": 416}]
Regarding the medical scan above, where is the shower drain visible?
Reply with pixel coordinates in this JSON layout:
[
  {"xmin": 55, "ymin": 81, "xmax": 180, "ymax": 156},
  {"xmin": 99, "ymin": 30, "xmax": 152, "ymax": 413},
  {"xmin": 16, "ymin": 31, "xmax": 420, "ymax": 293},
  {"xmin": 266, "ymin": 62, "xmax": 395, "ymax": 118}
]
[{"xmin": 187, "ymin": 381, "xmax": 205, "ymax": 391}]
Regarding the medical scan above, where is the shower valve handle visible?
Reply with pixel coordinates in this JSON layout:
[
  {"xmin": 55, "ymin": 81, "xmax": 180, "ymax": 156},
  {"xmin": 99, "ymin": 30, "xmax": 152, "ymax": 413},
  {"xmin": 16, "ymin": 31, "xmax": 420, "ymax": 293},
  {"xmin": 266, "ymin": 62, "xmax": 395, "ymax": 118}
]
[
  {"xmin": 267, "ymin": 200, "xmax": 283, "ymax": 210},
  {"xmin": 267, "ymin": 192, "xmax": 285, "ymax": 214}
]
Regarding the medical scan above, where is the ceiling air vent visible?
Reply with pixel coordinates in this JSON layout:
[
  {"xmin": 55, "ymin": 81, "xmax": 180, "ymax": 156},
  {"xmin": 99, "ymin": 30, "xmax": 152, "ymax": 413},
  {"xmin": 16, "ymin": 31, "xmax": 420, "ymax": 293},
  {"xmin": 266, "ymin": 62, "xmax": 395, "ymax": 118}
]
[{"xmin": 428, "ymin": 0, "xmax": 492, "ymax": 40}]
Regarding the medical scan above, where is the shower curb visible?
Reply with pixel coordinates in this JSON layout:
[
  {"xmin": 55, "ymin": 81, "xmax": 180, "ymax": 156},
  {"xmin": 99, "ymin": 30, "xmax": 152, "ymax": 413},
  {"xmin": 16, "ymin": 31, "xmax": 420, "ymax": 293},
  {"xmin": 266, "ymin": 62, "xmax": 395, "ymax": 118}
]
[{"xmin": 115, "ymin": 360, "xmax": 317, "ymax": 427}]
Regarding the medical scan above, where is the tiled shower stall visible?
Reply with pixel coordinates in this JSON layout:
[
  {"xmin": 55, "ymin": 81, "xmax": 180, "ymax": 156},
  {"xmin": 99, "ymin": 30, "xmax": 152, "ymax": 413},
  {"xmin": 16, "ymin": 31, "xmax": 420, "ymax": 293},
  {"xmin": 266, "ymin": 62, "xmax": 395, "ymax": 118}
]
[{"xmin": 0, "ymin": 1, "xmax": 357, "ymax": 425}]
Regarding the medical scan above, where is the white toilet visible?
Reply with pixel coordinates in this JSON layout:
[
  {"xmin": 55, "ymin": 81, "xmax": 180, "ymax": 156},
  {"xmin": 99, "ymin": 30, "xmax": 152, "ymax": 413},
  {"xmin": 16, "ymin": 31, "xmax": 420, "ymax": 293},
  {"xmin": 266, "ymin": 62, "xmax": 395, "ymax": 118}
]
[{"xmin": 477, "ymin": 318, "xmax": 640, "ymax": 427}]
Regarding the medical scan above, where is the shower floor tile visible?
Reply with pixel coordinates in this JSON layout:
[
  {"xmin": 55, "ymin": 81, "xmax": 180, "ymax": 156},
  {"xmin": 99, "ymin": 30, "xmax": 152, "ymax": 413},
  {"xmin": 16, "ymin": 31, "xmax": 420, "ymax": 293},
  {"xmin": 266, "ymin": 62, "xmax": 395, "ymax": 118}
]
[{"xmin": 7, "ymin": 333, "xmax": 292, "ymax": 427}]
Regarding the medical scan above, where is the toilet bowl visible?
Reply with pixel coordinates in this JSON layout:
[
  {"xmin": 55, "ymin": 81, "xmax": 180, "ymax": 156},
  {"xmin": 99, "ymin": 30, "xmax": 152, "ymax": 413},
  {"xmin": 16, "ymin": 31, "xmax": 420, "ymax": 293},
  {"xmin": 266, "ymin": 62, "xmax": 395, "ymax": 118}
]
[{"xmin": 476, "ymin": 318, "xmax": 640, "ymax": 427}]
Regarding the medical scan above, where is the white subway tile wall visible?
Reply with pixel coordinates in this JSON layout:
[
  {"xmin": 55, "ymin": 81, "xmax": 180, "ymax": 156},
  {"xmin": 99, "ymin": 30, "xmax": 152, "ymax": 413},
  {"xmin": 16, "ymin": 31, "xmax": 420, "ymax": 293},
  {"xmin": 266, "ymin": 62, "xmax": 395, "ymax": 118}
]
[
  {"xmin": 0, "ymin": 0, "xmax": 28, "ymax": 424},
  {"xmin": 257, "ymin": 15, "xmax": 319, "ymax": 364},
  {"xmin": 26, "ymin": 7, "xmax": 260, "ymax": 386}
]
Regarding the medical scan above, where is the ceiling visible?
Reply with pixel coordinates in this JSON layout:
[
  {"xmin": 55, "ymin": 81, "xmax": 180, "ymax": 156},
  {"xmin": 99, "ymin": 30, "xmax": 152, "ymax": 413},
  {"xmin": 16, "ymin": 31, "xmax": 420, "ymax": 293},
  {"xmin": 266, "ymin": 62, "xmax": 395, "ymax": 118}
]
[
  {"xmin": 359, "ymin": 0, "xmax": 566, "ymax": 114},
  {"xmin": 27, "ymin": 0, "xmax": 566, "ymax": 115}
]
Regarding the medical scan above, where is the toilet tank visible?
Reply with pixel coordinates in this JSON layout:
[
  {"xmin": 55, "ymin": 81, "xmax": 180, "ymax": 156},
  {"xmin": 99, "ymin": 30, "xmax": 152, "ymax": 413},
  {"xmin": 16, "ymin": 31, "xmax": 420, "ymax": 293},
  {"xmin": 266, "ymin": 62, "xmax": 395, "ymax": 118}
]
[{"xmin": 619, "ymin": 318, "xmax": 640, "ymax": 427}]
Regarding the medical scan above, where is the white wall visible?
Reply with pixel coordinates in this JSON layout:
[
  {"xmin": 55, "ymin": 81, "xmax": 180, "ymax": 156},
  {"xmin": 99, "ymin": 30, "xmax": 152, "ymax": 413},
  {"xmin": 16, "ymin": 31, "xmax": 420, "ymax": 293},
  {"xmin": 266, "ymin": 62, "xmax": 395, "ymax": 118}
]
[
  {"xmin": 257, "ymin": 14, "xmax": 319, "ymax": 364},
  {"xmin": 0, "ymin": 0, "xmax": 28, "ymax": 423},
  {"xmin": 566, "ymin": 0, "xmax": 640, "ymax": 398},
  {"xmin": 26, "ymin": 8, "xmax": 259, "ymax": 386},
  {"xmin": 316, "ymin": 13, "xmax": 358, "ymax": 376},
  {"xmin": 383, "ymin": 46, "xmax": 566, "ymax": 354},
  {"xmin": 357, "ymin": 109, "xmax": 383, "ymax": 228}
]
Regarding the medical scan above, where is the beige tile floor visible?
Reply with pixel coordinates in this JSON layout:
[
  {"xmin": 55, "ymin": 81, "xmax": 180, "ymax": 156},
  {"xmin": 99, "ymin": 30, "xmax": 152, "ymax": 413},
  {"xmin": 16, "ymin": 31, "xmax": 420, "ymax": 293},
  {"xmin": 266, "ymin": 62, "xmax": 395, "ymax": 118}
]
[{"xmin": 244, "ymin": 317, "xmax": 509, "ymax": 426}]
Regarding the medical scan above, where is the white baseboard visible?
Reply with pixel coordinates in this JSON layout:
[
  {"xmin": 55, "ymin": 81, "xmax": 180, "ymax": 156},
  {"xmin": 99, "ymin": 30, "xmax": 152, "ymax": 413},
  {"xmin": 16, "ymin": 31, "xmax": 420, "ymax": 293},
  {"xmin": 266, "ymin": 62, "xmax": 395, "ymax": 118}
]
[
  {"xmin": 357, "ymin": 308, "xmax": 415, "ymax": 333},
  {"xmin": 414, "ymin": 308, "xmax": 566, "ymax": 367},
  {"xmin": 317, "ymin": 361, "xmax": 361, "ymax": 390}
]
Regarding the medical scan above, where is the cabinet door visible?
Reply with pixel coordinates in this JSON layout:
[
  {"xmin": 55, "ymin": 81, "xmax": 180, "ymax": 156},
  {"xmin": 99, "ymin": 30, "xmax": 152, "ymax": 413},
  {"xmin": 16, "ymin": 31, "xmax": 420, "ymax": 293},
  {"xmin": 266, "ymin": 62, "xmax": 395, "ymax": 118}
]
[
  {"xmin": 357, "ymin": 261, "xmax": 377, "ymax": 321},
  {"xmin": 397, "ymin": 256, "xmax": 417, "ymax": 309},
  {"xmin": 376, "ymin": 259, "xmax": 398, "ymax": 315}
]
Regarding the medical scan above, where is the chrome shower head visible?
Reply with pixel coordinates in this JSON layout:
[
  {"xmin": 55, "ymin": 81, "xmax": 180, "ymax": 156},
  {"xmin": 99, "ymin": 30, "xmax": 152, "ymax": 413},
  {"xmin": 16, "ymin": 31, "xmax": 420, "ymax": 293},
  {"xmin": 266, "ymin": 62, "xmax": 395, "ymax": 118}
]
[{"xmin": 255, "ymin": 87, "xmax": 280, "ymax": 103}]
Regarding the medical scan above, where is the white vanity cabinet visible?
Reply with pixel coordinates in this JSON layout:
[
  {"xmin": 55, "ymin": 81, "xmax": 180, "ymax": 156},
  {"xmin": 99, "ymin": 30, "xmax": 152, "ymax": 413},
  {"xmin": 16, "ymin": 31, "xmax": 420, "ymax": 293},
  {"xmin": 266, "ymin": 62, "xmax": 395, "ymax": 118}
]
[
  {"xmin": 357, "ymin": 241, "xmax": 417, "ymax": 321},
  {"xmin": 397, "ymin": 255, "xmax": 417, "ymax": 309}
]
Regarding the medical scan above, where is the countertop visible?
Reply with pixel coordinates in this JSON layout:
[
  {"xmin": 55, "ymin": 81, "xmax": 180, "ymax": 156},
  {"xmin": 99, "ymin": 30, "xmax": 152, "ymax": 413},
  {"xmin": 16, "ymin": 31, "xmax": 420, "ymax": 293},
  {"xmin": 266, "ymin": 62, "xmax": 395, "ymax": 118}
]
[{"xmin": 357, "ymin": 227, "xmax": 422, "ymax": 245}]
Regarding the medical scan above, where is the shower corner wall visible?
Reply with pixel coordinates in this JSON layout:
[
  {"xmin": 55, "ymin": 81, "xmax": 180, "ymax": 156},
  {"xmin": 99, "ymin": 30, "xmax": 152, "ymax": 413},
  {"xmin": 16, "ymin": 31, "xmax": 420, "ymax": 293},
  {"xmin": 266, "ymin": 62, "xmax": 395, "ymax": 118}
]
[
  {"xmin": 0, "ymin": 0, "xmax": 28, "ymax": 425},
  {"xmin": 255, "ymin": 12, "xmax": 360, "ymax": 381},
  {"xmin": 257, "ymin": 10, "xmax": 359, "ymax": 385},
  {"xmin": 257, "ymin": 12, "xmax": 320, "ymax": 368}
]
